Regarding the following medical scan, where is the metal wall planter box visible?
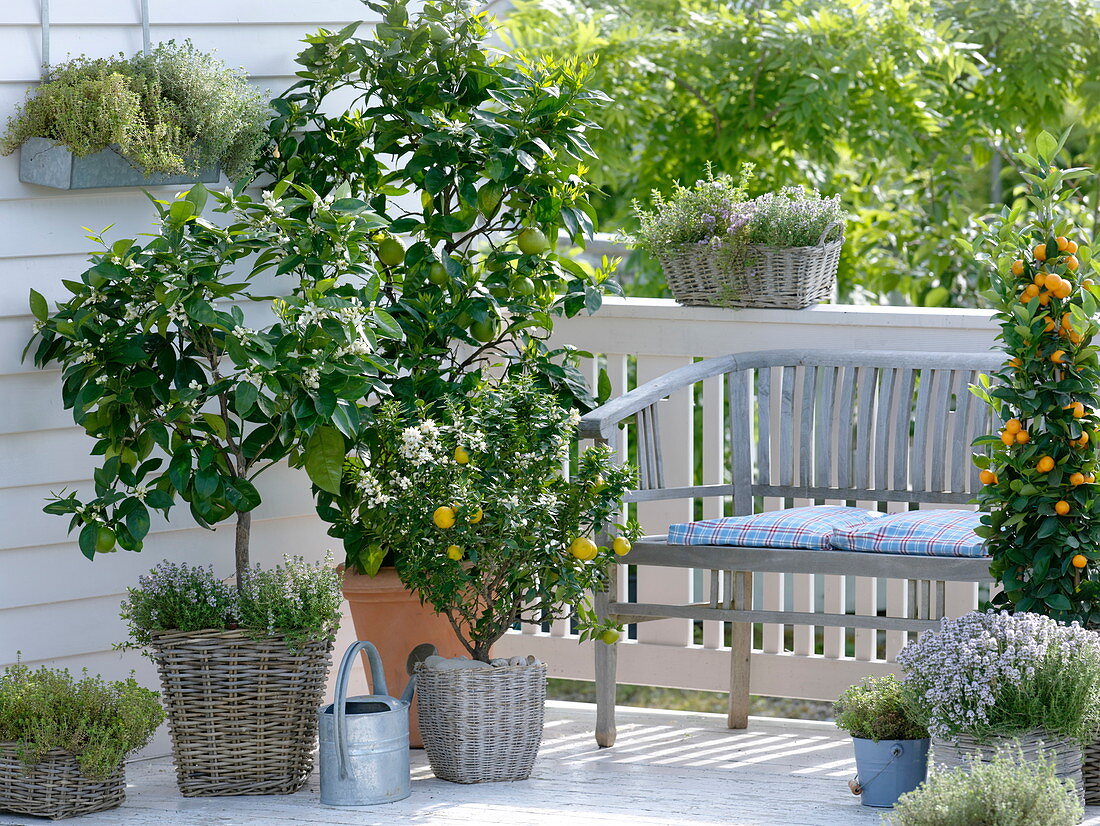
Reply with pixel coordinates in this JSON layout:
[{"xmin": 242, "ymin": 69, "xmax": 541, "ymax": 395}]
[{"xmin": 19, "ymin": 137, "xmax": 220, "ymax": 190}]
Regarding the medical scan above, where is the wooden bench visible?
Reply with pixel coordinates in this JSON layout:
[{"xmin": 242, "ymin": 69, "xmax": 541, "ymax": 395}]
[{"xmin": 578, "ymin": 349, "xmax": 1000, "ymax": 747}]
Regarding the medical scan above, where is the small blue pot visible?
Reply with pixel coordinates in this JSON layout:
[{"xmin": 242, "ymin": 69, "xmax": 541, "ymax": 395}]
[{"xmin": 851, "ymin": 737, "xmax": 929, "ymax": 808}]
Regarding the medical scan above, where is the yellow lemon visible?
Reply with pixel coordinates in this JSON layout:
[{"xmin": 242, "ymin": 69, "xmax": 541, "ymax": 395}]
[
  {"xmin": 612, "ymin": 536, "xmax": 632, "ymax": 556},
  {"xmin": 570, "ymin": 537, "xmax": 598, "ymax": 560},
  {"xmin": 446, "ymin": 545, "xmax": 463, "ymax": 561},
  {"xmin": 433, "ymin": 506, "xmax": 456, "ymax": 529},
  {"xmin": 469, "ymin": 507, "xmax": 484, "ymax": 524},
  {"xmin": 454, "ymin": 446, "xmax": 470, "ymax": 465}
]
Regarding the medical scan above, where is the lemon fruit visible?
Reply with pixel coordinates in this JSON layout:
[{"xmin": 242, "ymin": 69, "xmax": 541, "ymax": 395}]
[
  {"xmin": 433, "ymin": 506, "xmax": 456, "ymax": 529},
  {"xmin": 469, "ymin": 507, "xmax": 483, "ymax": 524},
  {"xmin": 446, "ymin": 545, "xmax": 463, "ymax": 561},
  {"xmin": 517, "ymin": 227, "xmax": 551, "ymax": 255},
  {"xmin": 612, "ymin": 536, "xmax": 632, "ymax": 556},
  {"xmin": 378, "ymin": 237, "xmax": 405, "ymax": 267},
  {"xmin": 599, "ymin": 630, "xmax": 621, "ymax": 644},
  {"xmin": 454, "ymin": 446, "xmax": 470, "ymax": 465},
  {"xmin": 569, "ymin": 537, "xmax": 598, "ymax": 560},
  {"xmin": 470, "ymin": 318, "xmax": 497, "ymax": 343},
  {"xmin": 428, "ymin": 262, "xmax": 449, "ymax": 286}
]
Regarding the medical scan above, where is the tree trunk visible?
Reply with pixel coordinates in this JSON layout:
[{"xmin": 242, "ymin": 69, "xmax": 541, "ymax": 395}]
[{"xmin": 234, "ymin": 509, "xmax": 251, "ymax": 588}]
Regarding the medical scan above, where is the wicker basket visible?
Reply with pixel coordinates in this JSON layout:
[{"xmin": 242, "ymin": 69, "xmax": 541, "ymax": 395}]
[
  {"xmin": 659, "ymin": 221, "xmax": 843, "ymax": 309},
  {"xmin": 932, "ymin": 730, "xmax": 1084, "ymax": 806},
  {"xmin": 415, "ymin": 661, "xmax": 547, "ymax": 784},
  {"xmin": 150, "ymin": 629, "xmax": 333, "ymax": 797},
  {"xmin": 1081, "ymin": 739, "xmax": 1100, "ymax": 803},
  {"xmin": 0, "ymin": 745, "xmax": 124, "ymax": 820}
]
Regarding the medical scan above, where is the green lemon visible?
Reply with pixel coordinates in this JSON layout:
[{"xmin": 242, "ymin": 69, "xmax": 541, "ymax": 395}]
[
  {"xmin": 96, "ymin": 527, "xmax": 117, "ymax": 553},
  {"xmin": 599, "ymin": 630, "xmax": 621, "ymax": 645},
  {"xmin": 428, "ymin": 262, "xmax": 449, "ymax": 286},
  {"xmin": 470, "ymin": 318, "xmax": 498, "ymax": 343},
  {"xmin": 517, "ymin": 227, "xmax": 551, "ymax": 255},
  {"xmin": 477, "ymin": 182, "xmax": 504, "ymax": 216},
  {"xmin": 512, "ymin": 276, "xmax": 536, "ymax": 296},
  {"xmin": 378, "ymin": 238, "xmax": 405, "ymax": 267}
]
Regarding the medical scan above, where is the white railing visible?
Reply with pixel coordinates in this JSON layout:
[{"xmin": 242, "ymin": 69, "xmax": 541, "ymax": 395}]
[{"xmin": 496, "ymin": 298, "xmax": 999, "ymax": 702}]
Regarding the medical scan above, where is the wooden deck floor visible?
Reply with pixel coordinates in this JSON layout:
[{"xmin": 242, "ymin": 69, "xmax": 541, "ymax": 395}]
[{"xmin": 4, "ymin": 702, "xmax": 1100, "ymax": 826}]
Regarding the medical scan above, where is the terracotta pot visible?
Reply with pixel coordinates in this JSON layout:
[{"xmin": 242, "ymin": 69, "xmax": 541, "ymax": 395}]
[{"xmin": 341, "ymin": 567, "xmax": 467, "ymax": 748}]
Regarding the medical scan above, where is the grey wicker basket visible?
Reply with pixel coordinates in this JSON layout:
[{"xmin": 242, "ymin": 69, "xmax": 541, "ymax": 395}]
[
  {"xmin": 415, "ymin": 661, "xmax": 547, "ymax": 784},
  {"xmin": 1081, "ymin": 738, "xmax": 1100, "ymax": 803},
  {"xmin": 150, "ymin": 629, "xmax": 333, "ymax": 797},
  {"xmin": 931, "ymin": 730, "xmax": 1084, "ymax": 806},
  {"xmin": 0, "ymin": 745, "xmax": 124, "ymax": 820},
  {"xmin": 659, "ymin": 221, "xmax": 843, "ymax": 309}
]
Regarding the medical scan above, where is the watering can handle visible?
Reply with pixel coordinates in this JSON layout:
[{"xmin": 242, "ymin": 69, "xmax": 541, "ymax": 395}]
[{"xmin": 333, "ymin": 641, "xmax": 389, "ymax": 780}]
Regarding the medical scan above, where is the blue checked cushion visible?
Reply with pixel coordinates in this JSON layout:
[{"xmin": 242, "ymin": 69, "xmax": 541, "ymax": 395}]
[
  {"xmin": 829, "ymin": 509, "xmax": 987, "ymax": 557},
  {"xmin": 667, "ymin": 506, "xmax": 884, "ymax": 550}
]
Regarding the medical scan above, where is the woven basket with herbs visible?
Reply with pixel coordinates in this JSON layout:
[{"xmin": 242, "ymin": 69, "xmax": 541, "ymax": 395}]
[{"xmin": 634, "ymin": 167, "xmax": 844, "ymax": 309}]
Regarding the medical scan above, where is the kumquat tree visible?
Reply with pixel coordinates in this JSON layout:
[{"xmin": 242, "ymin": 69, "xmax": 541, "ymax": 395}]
[{"xmin": 970, "ymin": 130, "xmax": 1100, "ymax": 624}]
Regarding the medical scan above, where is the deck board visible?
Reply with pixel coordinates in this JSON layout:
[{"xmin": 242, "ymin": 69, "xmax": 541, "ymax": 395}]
[{"xmin": 3, "ymin": 702, "xmax": 1098, "ymax": 826}]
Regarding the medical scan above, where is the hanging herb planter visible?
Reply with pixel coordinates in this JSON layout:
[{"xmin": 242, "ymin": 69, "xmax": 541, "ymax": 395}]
[{"xmin": 3, "ymin": 41, "xmax": 267, "ymax": 189}]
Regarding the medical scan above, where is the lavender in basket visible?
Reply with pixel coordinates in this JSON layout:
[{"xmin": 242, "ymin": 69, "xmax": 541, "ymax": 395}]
[{"xmin": 897, "ymin": 610, "xmax": 1100, "ymax": 743}]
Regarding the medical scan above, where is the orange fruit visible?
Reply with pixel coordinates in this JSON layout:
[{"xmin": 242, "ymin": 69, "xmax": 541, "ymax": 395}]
[
  {"xmin": 1070, "ymin": 331, "xmax": 1083, "ymax": 345},
  {"xmin": 1073, "ymin": 553, "xmax": 1088, "ymax": 569},
  {"xmin": 1067, "ymin": 241, "xmax": 1080, "ymax": 254},
  {"xmin": 1051, "ymin": 349, "xmax": 1067, "ymax": 364},
  {"xmin": 1037, "ymin": 455, "xmax": 1056, "ymax": 473},
  {"xmin": 1044, "ymin": 272, "xmax": 1062, "ymax": 291},
  {"xmin": 1034, "ymin": 243, "xmax": 1048, "ymax": 262},
  {"xmin": 1001, "ymin": 431, "xmax": 1016, "ymax": 446},
  {"xmin": 1005, "ymin": 418, "xmax": 1022, "ymax": 434},
  {"xmin": 979, "ymin": 470, "xmax": 998, "ymax": 485},
  {"xmin": 1072, "ymin": 402, "xmax": 1086, "ymax": 418},
  {"xmin": 1034, "ymin": 273, "xmax": 1047, "ymax": 286},
  {"xmin": 1039, "ymin": 292, "xmax": 1052, "ymax": 306},
  {"xmin": 1055, "ymin": 500, "xmax": 1071, "ymax": 515},
  {"xmin": 1045, "ymin": 317, "xmax": 1057, "ymax": 332},
  {"xmin": 1066, "ymin": 255, "xmax": 1080, "ymax": 272},
  {"xmin": 1079, "ymin": 432, "xmax": 1091, "ymax": 446},
  {"xmin": 1070, "ymin": 472, "xmax": 1086, "ymax": 486},
  {"xmin": 1087, "ymin": 474, "xmax": 1096, "ymax": 483},
  {"xmin": 1054, "ymin": 280, "xmax": 1073, "ymax": 299},
  {"xmin": 1025, "ymin": 283, "xmax": 1041, "ymax": 298},
  {"xmin": 1083, "ymin": 278, "xmax": 1094, "ymax": 289},
  {"xmin": 1009, "ymin": 357, "xmax": 1022, "ymax": 368},
  {"xmin": 1012, "ymin": 260, "xmax": 1026, "ymax": 276},
  {"xmin": 1057, "ymin": 236, "xmax": 1070, "ymax": 252},
  {"xmin": 1015, "ymin": 430, "xmax": 1030, "ymax": 444}
]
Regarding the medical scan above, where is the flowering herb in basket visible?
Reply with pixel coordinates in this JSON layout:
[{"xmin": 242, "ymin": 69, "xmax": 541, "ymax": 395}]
[
  {"xmin": 897, "ymin": 610, "xmax": 1100, "ymax": 743},
  {"xmin": 121, "ymin": 555, "xmax": 343, "ymax": 649},
  {"xmin": 333, "ymin": 375, "xmax": 640, "ymax": 663},
  {"xmin": 745, "ymin": 186, "xmax": 844, "ymax": 247}
]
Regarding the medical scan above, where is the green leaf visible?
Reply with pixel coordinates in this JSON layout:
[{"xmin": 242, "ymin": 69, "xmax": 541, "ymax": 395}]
[
  {"xmin": 29, "ymin": 289, "xmax": 48, "ymax": 322},
  {"xmin": 184, "ymin": 183, "xmax": 209, "ymax": 215},
  {"xmin": 78, "ymin": 523, "xmax": 98, "ymax": 560},
  {"xmin": 168, "ymin": 199, "xmax": 195, "ymax": 225},
  {"xmin": 1035, "ymin": 131, "xmax": 1058, "ymax": 163},
  {"xmin": 305, "ymin": 426, "xmax": 346, "ymax": 494},
  {"xmin": 126, "ymin": 502, "xmax": 151, "ymax": 541}
]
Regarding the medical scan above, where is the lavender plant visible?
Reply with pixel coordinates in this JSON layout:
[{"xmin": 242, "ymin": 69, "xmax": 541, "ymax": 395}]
[
  {"xmin": 629, "ymin": 163, "xmax": 753, "ymax": 258},
  {"xmin": 121, "ymin": 556, "xmax": 342, "ymax": 648},
  {"xmin": 897, "ymin": 610, "xmax": 1100, "ymax": 743},
  {"xmin": 745, "ymin": 186, "xmax": 844, "ymax": 247}
]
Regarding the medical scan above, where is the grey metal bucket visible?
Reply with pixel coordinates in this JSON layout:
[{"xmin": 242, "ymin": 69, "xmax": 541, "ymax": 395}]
[
  {"xmin": 319, "ymin": 641, "xmax": 412, "ymax": 806},
  {"xmin": 852, "ymin": 737, "xmax": 929, "ymax": 808}
]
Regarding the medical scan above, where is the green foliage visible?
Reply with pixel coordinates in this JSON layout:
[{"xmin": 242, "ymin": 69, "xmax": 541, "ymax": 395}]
[
  {"xmin": 26, "ymin": 182, "xmax": 400, "ymax": 579},
  {"xmin": 888, "ymin": 749, "xmax": 1083, "ymax": 826},
  {"xmin": 329, "ymin": 376, "xmax": 639, "ymax": 661},
  {"xmin": 121, "ymin": 557, "xmax": 343, "ymax": 648},
  {"xmin": 744, "ymin": 187, "xmax": 844, "ymax": 247},
  {"xmin": 1, "ymin": 41, "xmax": 268, "ymax": 180},
  {"xmin": 833, "ymin": 675, "xmax": 927, "ymax": 742},
  {"xmin": 265, "ymin": 0, "xmax": 619, "ymax": 413},
  {"xmin": 504, "ymin": 0, "xmax": 1100, "ymax": 306},
  {"xmin": 0, "ymin": 663, "xmax": 163, "ymax": 780},
  {"xmin": 971, "ymin": 132, "xmax": 1100, "ymax": 623}
]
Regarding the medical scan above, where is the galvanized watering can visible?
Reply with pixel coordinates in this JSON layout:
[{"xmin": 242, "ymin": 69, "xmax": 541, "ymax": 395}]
[{"xmin": 319, "ymin": 641, "xmax": 414, "ymax": 806}]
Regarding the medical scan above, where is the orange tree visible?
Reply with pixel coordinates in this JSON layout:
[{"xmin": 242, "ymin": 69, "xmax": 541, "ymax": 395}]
[{"xmin": 970, "ymin": 130, "xmax": 1100, "ymax": 623}]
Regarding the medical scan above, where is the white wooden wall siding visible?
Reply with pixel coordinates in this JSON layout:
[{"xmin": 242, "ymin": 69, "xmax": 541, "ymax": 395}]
[
  {"xmin": 0, "ymin": 0, "xmax": 380, "ymax": 758},
  {"xmin": 496, "ymin": 300, "xmax": 1001, "ymax": 703}
]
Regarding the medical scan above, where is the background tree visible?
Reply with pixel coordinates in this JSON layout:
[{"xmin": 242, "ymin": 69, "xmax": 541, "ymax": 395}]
[{"xmin": 505, "ymin": 0, "xmax": 1100, "ymax": 307}]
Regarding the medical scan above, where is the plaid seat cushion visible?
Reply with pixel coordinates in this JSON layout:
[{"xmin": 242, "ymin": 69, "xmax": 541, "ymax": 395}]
[
  {"xmin": 667, "ymin": 506, "xmax": 883, "ymax": 550},
  {"xmin": 829, "ymin": 509, "xmax": 987, "ymax": 557}
]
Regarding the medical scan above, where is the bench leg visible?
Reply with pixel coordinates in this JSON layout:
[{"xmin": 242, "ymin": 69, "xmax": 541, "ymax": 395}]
[
  {"xmin": 727, "ymin": 571, "xmax": 752, "ymax": 729},
  {"xmin": 595, "ymin": 634, "xmax": 617, "ymax": 748}
]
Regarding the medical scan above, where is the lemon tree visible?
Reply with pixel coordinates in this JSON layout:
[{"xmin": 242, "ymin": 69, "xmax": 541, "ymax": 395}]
[
  {"xmin": 326, "ymin": 376, "xmax": 639, "ymax": 662},
  {"xmin": 970, "ymin": 131, "xmax": 1100, "ymax": 624}
]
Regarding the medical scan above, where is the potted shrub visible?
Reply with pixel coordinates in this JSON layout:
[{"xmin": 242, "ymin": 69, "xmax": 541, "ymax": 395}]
[
  {"xmin": 268, "ymin": 0, "xmax": 622, "ymax": 722},
  {"xmin": 889, "ymin": 748, "xmax": 1084, "ymax": 826},
  {"xmin": 3, "ymin": 41, "xmax": 268, "ymax": 188},
  {"xmin": 631, "ymin": 168, "xmax": 844, "ymax": 308},
  {"xmin": 897, "ymin": 610, "xmax": 1100, "ymax": 806},
  {"xmin": 0, "ymin": 663, "xmax": 163, "ymax": 819},
  {"xmin": 834, "ymin": 674, "xmax": 929, "ymax": 808},
  {"xmin": 26, "ymin": 182, "xmax": 400, "ymax": 795},
  {"xmin": 340, "ymin": 376, "xmax": 638, "ymax": 783},
  {"xmin": 968, "ymin": 130, "xmax": 1100, "ymax": 801}
]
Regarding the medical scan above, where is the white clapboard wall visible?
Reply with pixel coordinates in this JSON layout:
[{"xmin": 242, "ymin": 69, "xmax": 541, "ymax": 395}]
[{"xmin": 0, "ymin": 0, "xmax": 384, "ymax": 757}]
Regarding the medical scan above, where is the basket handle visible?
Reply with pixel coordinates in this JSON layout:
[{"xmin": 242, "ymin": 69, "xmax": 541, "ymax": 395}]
[
  {"xmin": 333, "ymin": 641, "xmax": 389, "ymax": 780},
  {"xmin": 816, "ymin": 220, "xmax": 843, "ymax": 247}
]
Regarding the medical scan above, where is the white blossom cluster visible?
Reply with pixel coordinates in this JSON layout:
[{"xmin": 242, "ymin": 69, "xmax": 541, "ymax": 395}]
[{"xmin": 399, "ymin": 420, "xmax": 443, "ymax": 466}]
